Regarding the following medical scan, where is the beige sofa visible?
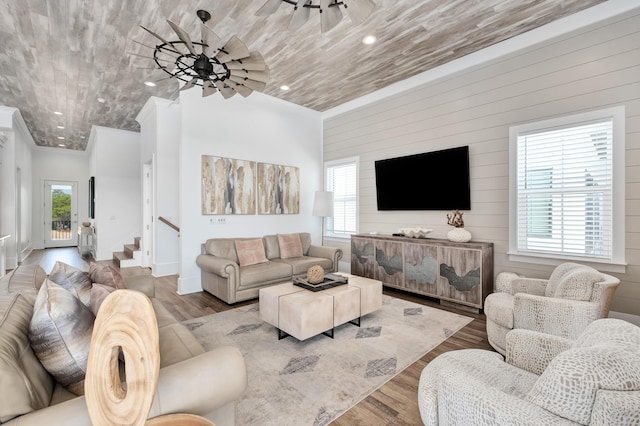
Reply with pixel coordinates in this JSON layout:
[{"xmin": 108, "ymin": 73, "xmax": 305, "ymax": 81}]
[
  {"xmin": 0, "ymin": 264, "xmax": 247, "ymax": 425},
  {"xmin": 196, "ymin": 232, "xmax": 343, "ymax": 304}
]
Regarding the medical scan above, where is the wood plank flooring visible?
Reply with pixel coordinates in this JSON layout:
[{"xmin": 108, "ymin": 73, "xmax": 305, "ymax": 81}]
[{"xmin": 21, "ymin": 247, "xmax": 493, "ymax": 426}]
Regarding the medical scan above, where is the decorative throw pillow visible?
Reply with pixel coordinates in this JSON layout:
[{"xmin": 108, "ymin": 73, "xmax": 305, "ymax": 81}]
[
  {"xmin": 0, "ymin": 293, "xmax": 54, "ymax": 422},
  {"xmin": 29, "ymin": 279, "xmax": 95, "ymax": 396},
  {"xmin": 277, "ymin": 233, "xmax": 303, "ymax": 259},
  {"xmin": 3, "ymin": 264, "xmax": 47, "ymax": 296},
  {"xmin": 48, "ymin": 261, "xmax": 92, "ymax": 308},
  {"xmin": 235, "ymin": 239, "xmax": 268, "ymax": 267},
  {"xmin": 90, "ymin": 283, "xmax": 117, "ymax": 316},
  {"xmin": 88, "ymin": 263, "xmax": 127, "ymax": 289}
]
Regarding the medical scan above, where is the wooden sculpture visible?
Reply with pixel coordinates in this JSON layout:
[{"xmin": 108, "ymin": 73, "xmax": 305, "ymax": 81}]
[{"xmin": 85, "ymin": 290, "xmax": 214, "ymax": 426}]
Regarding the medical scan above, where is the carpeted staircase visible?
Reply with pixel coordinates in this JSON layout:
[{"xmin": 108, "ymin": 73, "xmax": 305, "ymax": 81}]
[{"xmin": 113, "ymin": 237, "xmax": 141, "ymax": 268}]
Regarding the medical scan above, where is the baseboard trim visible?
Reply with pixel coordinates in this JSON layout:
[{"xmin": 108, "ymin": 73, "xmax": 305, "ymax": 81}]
[
  {"xmin": 152, "ymin": 261, "xmax": 179, "ymax": 277},
  {"xmin": 177, "ymin": 274, "xmax": 201, "ymax": 295}
]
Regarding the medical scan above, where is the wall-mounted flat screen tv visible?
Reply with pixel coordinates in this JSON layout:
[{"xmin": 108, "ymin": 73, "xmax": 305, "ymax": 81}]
[{"xmin": 375, "ymin": 146, "xmax": 471, "ymax": 211}]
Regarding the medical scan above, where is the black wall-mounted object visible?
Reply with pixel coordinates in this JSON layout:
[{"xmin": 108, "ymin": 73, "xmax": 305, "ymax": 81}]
[
  {"xmin": 88, "ymin": 176, "xmax": 95, "ymax": 219},
  {"xmin": 375, "ymin": 145, "xmax": 471, "ymax": 211}
]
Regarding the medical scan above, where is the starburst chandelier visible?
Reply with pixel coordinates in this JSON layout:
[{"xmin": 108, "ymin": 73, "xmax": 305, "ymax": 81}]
[{"xmin": 133, "ymin": 10, "xmax": 269, "ymax": 98}]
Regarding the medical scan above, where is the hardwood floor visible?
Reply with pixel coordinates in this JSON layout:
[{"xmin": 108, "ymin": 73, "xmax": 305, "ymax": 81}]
[{"xmin": 21, "ymin": 247, "xmax": 493, "ymax": 426}]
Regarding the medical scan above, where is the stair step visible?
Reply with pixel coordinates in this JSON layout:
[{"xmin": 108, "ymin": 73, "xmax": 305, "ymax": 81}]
[
  {"xmin": 113, "ymin": 251, "xmax": 128, "ymax": 268},
  {"xmin": 112, "ymin": 238, "xmax": 143, "ymax": 269},
  {"xmin": 124, "ymin": 244, "xmax": 138, "ymax": 257}
]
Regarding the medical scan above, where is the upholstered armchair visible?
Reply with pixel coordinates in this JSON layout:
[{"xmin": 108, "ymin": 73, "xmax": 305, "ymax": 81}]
[
  {"xmin": 484, "ymin": 262, "xmax": 620, "ymax": 355},
  {"xmin": 418, "ymin": 318, "xmax": 640, "ymax": 425}
]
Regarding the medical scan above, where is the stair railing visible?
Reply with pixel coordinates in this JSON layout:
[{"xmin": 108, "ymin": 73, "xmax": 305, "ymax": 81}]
[{"xmin": 158, "ymin": 216, "xmax": 180, "ymax": 234}]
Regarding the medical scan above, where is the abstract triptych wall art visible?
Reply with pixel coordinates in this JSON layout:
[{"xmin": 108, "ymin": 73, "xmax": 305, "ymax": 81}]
[
  {"xmin": 201, "ymin": 156, "xmax": 257, "ymax": 215},
  {"xmin": 257, "ymin": 163, "xmax": 300, "ymax": 215}
]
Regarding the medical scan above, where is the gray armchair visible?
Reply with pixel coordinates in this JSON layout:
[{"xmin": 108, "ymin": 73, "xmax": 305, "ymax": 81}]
[
  {"xmin": 484, "ymin": 262, "xmax": 620, "ymax": 355},
  {"xmin": 418, "ymin": 318, "xmax": 640, "ymax": 425}
]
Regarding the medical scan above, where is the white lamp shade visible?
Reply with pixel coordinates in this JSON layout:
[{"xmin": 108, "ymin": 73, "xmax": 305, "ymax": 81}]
[{"xmin": 312, "ymin": 191, "xmax": 334, "ymax": 217}]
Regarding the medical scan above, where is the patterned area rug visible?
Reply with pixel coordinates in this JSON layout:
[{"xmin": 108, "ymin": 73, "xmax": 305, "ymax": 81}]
[{"xmin": 183, "ymin": 295, "xmax": 473, "ymax": 426}]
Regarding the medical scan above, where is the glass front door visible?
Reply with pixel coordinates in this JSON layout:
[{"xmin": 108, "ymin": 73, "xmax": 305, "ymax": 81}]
[{"xmin": 44, "ymin": 180, "xmax": 78, "ymax": 248}]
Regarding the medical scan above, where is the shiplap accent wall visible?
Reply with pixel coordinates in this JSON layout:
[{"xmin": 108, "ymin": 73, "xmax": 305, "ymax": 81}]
[{"xmin": 323, "ymin": 10, "xmax": 640, "ymax": 315}]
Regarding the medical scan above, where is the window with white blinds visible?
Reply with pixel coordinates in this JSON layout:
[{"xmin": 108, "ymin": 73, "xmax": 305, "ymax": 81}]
[
  {"xmin": 325, "ymin": 158, "xmax": 358, "ymax": 237},
  {"xmin": 509, "ymin": 107, "xmax": 626, "ymax": 269}
]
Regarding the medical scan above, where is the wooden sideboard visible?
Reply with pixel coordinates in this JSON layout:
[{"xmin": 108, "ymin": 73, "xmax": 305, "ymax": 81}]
[{"xmin": 351, "ymin": 234, "xmax": 493, "ymax": 312}]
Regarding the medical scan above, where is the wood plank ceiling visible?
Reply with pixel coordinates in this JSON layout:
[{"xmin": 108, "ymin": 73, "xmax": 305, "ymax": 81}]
[{"xmin": 0, "ymin": 0, "xmax": 605, "ymax": 150}]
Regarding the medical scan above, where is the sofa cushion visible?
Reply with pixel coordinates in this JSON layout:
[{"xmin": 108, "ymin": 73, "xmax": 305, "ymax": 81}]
[
  {"xmin": 88, "ymin": 263, "xmax": 127, "ymax": 289},
  {"xmin": 299, "ymin": 232, "xmax": 312, "ymax": 255},
  {"xmin": 527, "ymin": 346, "xmax": 640, "ymax": 425},
  {"xmin": 1, "ymin": 264, "xmax": 47, "ymax": 297},
  {"xmin": 29, "ymin": 279, "xmax": 95, "ymax": 396},
  {"xmin": 263, "ymin": 235, "xmax": 281, "ymax": 259},
  {"xmin": 90, "ymin": 283, "xmax": 116, "ymax": 315},
  {"xmin": 553, "ymin": 268, "xmax": 603, "ymax": 301},
  {"xmin": 235, "ymin": 239, "xmax": 268, "ymax": 266},
  {"xmin": 0, "ymin": 293, "xmax": 54, "ymax": 423},
  {"xmin": 544, "ymin": 263, "xmax": 584, "ymax": 298},
  {"xmin": 276, "ymin": 256, "xmax": 333, "ymax": 275},
  {"xmin": 277, "ymin": 234, "xmax": 303, "ymax": 259},
  {"xmin": 205, "ymin": 238, "xmax": 240, "ymax": 264},
  {"xmin": 239, "ymin": 262, "xmax": 292, "ymax": 288},
  {"xmin": 48, "ymin": 261, "xmax": 92, "ymax": 308},
  {"xmin": 151, "ymin": 299, "xmax": 205, "ymax": 368}
]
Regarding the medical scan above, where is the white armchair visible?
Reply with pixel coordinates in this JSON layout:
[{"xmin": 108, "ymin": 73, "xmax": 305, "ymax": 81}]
[
  {"xmin": 484, "ymin": 262, "xmax": 620, "ymax": 355},
  {"xmin": 418, "ymin": 318, "xmax": 640, "ymax": 425}
]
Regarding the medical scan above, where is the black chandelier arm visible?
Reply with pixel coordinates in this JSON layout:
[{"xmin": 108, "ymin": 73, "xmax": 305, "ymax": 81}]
[
  {"xmin": 281, "ymin": 0, "xmax": 344, "ymax": 8},
  {"xmin": 154, "ymin": 44, "xmax": 185, "ymax": 58}
]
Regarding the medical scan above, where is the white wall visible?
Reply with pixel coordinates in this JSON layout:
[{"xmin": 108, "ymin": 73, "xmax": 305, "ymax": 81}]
[
  {"xmin": 0, "ymin": 107, "xmax": 33, "ymax": 268},
  {"xmin": 137, "ymin": 97, "xmax": 181, "ymax": 276},
  {"xmin": 31, "ymin": 148, "xmax": 89, "ymax": 251},
  {"xmin": 178, "ymin": 89, "xmax": 323, "ymax": 294},
  {"xmin": 322, "ymin": 6, "xmax": 640, "ymax": 315},
  {"xmin": 87, "ymin": 126, "xmax": 141, "ymax": 260}
]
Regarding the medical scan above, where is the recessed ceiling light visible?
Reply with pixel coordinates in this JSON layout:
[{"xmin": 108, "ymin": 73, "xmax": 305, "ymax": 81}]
[
  {"xmin": 53, "ymin": 111, "xmax": 63, "ymax": 115},
  {"xmin": 57, "ymin": 125, "xmax": 65, "ymax": 129},
  {"xmin": 58, "ymin": 144, "xmax": 66, "ymax": 147},
  {"xmin": 144, "ymin": 81, "xmax": 157, "ymax": 87},
  {"xmin": 80, "ymin": 136, "xmax": 85, "ymax": 139},
  {"xmin": 362, "ymin": 35, "xmax": 377, "ymax": 45},
  {"xmin": 57, "ymin": 136, "xmax": 65, "ymax": 140},
  {"xmin": 97, "ymin": 97, "xmax": 106, "ymax": 103},
  {"xmin": 280, "ymin": 85, "xmax": 290, "ymax": 91}
]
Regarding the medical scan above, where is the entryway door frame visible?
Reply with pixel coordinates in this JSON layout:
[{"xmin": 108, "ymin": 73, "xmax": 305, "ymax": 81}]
[{"xmin": 44, "ymin": 180, "xmax": 78, "ymax": 248}]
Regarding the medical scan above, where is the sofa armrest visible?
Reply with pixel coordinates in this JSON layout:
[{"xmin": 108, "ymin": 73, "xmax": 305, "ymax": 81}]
[
  {"xmin": 4, "ymin": 347, "xmax": 247, "ymax": 426},
  {"xmin": 148, "ymin": 346, "xmax": 247, "ymax": 419},
  {"xmin": 419, "ymin": 354, "xmax": 572, "ymax": 426},
  {"xmin": 506, "ymin": 329, "xmax": 572, "ymax": 375},
  {"xmin": 510, "ymin": 278, "xmax": 548, "ymax": 296},
  {"xmin": 308, "ymin": 245, "xmax": 343, "ymax": 271},
  {"xmin": 195, "ymin": 255, "xmax": 239, "ymax": 278},
  {"xmin": 513, "ymin": 293, "xmax": 602, "ymax": 339}
]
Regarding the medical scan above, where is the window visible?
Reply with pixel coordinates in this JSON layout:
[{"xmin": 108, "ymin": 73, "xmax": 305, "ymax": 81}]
[
  {"xmin": 325, "ymin": 157, "xmax": 358, "ymax": 237},
  {"xmin": 509, "ymin": 107, "xmax": 625, "ymax": 270}
]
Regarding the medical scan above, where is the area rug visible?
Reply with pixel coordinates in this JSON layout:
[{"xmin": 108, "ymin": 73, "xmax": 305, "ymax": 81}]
[{"xmin": 183, "ymin": 295, "xmax": 473, "ymax": 426}]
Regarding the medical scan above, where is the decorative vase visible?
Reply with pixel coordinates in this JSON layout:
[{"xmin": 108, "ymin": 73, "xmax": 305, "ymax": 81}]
[{"xmin": 447, "ymin": 227, "xmax": 472, "ymax": 243}]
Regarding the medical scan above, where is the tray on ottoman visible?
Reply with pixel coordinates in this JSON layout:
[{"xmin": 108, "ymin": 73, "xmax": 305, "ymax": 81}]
[{"xmin": 293, "ymin": 273, "xmax": 348, "ymax": 292}]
